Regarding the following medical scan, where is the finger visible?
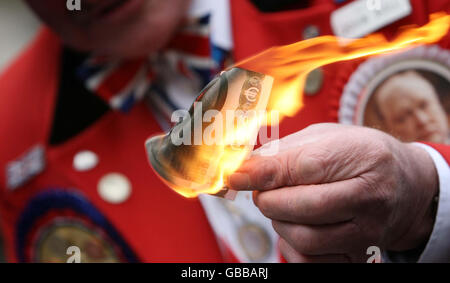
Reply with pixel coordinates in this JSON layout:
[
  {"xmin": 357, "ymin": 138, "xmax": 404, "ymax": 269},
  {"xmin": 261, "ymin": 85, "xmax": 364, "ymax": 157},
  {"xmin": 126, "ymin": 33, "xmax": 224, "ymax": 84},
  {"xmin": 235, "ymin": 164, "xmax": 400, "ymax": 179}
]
[
  {"xmin": 227, "ymin": 147, "xmax": 324, "ymax": 191},
  {"xmin": 273, "ymin": 220, "xmax": 363, "ymax": 255},
  {"xmin": 228, "ymin": 125, "xmax": 382, "ymax": 191},
  {"xmin": 226, "ymin": 145, "xmax": 332, "ymax": 191},
  {"xmin": 227, "ymin": 155, "xmax": 285, "ymax": 191},
  {"xmin": 253, "ymin": 123, "xmax": 341, "ymax": 156},
  {"xmin": 279, "ymin": 238, "xmax": 350, "ymax": 263},
  {"xmin": 253, "ymin": 178, "xmax": 362, "ymax": 224}
]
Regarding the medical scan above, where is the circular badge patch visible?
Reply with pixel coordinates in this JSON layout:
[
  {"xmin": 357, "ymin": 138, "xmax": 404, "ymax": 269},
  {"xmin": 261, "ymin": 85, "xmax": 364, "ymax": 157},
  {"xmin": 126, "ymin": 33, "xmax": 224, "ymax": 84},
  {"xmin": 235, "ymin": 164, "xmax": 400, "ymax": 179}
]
[
  {"xmin": 34, "ymin": 219, "xmax": 121, "ymax": 263},
  {"xmin": 16, "ymin": 189, "xmax": 139, "ymax": 263}
]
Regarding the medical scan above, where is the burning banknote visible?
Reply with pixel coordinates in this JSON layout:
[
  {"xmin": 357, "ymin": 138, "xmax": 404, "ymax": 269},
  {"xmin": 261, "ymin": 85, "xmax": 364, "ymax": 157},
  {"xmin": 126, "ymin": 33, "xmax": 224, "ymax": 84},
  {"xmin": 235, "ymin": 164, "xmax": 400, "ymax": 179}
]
[
  {"xmin": 146, "ymin": 68, "xmax": 274, "ymax": 199},
  {"xmin": 146, "ymin": 13, "xmax": 450, "ymax": 200}
]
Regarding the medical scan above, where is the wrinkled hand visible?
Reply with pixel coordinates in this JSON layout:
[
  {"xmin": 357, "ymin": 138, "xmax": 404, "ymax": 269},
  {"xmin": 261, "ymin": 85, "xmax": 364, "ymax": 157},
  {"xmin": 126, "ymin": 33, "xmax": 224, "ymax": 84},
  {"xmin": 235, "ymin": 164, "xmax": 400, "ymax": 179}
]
[{"xmin": 228, "ymin": 124, "xmax": 439, "ymax": 262}]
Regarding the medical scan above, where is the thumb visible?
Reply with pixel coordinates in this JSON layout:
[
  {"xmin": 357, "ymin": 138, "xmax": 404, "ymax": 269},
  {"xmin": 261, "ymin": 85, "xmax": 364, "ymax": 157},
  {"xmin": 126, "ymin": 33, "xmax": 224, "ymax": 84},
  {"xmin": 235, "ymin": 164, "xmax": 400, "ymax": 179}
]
[
  {"xmin": 227, "ymin": 146, "xmax": 326, "ymax": 191},
  {"xmin": 228, "ymin": 126, "xmax": 379, "ymax": 191}
]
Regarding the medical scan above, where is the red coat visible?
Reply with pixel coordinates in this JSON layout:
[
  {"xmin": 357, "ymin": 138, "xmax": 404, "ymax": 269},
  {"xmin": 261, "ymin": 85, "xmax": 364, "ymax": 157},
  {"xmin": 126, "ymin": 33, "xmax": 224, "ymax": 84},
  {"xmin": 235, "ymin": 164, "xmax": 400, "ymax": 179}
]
[
  {"xmin": 1, "ymin": 0, "xmax": 449, "ymax": 262},
  {"xmin": 0, "ymin": 30, "xmax": 224, "ymax": 262}
]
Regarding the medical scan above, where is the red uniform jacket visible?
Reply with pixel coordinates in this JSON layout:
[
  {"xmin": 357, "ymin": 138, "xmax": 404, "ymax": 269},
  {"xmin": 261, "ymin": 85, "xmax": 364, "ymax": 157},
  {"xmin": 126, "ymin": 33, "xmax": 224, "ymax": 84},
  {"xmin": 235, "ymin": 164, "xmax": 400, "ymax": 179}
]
[
  {"xmin": 0, "ymin": 30, "xmax": 226, "ymax": 262},
  {"xmin": 0, "ymin": 0, "xmax": 449, "ymax": 262}
]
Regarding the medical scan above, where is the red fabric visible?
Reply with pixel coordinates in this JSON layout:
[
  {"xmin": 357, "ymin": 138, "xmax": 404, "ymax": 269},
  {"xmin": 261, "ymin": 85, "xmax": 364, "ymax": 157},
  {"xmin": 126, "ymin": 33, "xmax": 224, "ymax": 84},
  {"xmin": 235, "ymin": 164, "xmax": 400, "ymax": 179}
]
[
  {"xmin": 426, "ymin": 144, "xmax": 450, "ymax": 165},
  {"xmin": 0, "ymin": 29, "xmax": 223, "ymax": 262},
  {"xmin": 428, "ymin": 0, "xmax": 450, "ymax": 13},
  {"xmin": 166, "ymin": 33, "xmax": 211, "ymax": 56}
]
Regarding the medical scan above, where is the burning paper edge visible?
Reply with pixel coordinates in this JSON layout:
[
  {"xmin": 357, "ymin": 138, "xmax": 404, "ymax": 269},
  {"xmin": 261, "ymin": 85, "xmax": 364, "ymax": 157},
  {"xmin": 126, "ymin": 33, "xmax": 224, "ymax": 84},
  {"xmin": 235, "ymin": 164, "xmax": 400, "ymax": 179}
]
[
  {"xmin": 144, "ymin": 69, "xmax": 274, "ymax": 200},
  {"xmin": 146, "ymin": 132, "xmax": 238, "ymax": 201}
]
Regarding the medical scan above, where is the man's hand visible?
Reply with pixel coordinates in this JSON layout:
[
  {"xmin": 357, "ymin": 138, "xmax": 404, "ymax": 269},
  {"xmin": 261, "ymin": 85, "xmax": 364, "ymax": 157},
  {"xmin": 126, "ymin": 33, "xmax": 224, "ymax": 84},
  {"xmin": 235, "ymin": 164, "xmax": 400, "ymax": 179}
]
[{"xmin": 228, "ymin": 124, "xmax": 439, "ymax": 262}]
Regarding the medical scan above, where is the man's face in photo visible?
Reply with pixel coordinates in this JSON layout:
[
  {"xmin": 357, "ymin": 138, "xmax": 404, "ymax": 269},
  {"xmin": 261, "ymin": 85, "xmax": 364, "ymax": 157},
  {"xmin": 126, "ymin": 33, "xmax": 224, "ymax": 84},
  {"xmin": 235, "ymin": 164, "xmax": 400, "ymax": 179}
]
[
  {"xmin": 375, "ymin": 71, "xmax": 449, "ymax": 143},
  {"xmin": 25, "ymin": 0, "xmax": 190, "ymax": 57}
]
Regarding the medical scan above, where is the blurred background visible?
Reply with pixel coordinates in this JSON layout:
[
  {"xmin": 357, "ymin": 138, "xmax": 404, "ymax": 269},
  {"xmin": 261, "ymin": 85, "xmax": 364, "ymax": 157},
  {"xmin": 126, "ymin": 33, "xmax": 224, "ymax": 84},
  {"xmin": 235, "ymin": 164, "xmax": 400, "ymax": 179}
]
[
  {"xmin": 0, "ymin": 0, "xmax": 40, "ymax": 262},
  {"xmin": 0, "ymin": 0, "xmax": 40, "ymax": 73}
]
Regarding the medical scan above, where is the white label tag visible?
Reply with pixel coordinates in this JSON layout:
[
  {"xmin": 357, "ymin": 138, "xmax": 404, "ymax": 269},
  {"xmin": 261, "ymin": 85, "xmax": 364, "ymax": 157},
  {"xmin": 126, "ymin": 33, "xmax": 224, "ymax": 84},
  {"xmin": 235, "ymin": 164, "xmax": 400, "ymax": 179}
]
[
  {"xmin": 6, "ymin": 145, "xmax": 45, "ymax": 190},
  {"xmin": 331, "ymin": 0, "xmax": 412, "ymax": 39}
]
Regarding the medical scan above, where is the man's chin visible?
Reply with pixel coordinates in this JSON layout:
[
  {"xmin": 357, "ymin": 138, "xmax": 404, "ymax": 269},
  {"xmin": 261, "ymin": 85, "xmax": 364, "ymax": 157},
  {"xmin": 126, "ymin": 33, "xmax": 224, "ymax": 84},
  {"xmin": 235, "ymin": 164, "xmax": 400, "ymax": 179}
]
[
  {"xmin": 73, "ymin": 23, "xmax": 177, "ymax": 58},
  {"xmin": 67, "ymin": 33, "xmax": 166, "ymax": 58},
  {"xmin": 92, "ymin": 43, "xmax": 156, "ymax": 58}
]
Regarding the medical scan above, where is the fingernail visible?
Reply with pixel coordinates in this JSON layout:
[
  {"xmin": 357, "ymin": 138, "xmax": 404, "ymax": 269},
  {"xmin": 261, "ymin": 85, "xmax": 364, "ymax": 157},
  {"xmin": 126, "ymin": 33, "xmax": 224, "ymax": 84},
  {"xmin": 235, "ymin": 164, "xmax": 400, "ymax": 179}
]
[{"xmin": 227, "ymin": 173, "xmax": 251, "ymax": 190}]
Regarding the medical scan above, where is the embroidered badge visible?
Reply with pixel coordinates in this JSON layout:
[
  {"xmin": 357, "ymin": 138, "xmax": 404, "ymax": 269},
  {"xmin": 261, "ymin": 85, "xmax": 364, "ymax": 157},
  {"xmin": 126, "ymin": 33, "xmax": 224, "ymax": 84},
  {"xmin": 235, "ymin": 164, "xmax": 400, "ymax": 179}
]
[
  {"xmin": 6, "ymin": 145, "xmax": 45, "ymax": 190},
  {"xmin": 16, "ymin": 189, "xmax": 139, "ymax": 263}
]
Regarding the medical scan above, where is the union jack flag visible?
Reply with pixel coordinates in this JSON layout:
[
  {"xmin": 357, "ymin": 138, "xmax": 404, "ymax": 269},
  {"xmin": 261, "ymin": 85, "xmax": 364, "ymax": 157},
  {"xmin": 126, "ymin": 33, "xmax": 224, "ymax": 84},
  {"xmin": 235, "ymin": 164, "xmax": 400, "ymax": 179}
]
[{"xmin": 77, "ymin": 13, "xmax": 230, "ymax": 122}]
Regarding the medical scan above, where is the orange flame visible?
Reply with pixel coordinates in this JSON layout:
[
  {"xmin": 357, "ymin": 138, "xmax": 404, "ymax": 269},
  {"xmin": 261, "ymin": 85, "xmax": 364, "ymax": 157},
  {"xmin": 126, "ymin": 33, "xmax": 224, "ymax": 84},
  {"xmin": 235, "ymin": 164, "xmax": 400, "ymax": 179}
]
[
  {"xmin": 234, "ymin": 13, "xmax": 450, "ymax": 123},
  {"xmin": 171, "ymin": 13, "xmax": 450, "ymax": 198}
]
